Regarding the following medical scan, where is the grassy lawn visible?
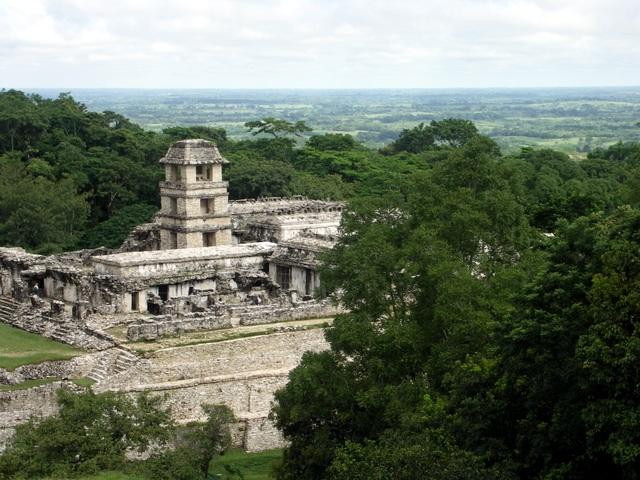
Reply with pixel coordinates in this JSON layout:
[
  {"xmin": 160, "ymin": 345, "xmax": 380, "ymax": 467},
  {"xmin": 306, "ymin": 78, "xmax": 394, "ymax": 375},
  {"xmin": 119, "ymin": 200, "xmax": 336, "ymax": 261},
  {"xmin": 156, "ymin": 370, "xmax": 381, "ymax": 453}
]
[
  {"xmin": 50, "ymin": 449, "xmax": 282, "ymax": 479},
  {"xmin": 210, "ymin": 448, "xmax": 282, "ymax": 480},
  {"xmin": 0, "ymin": 323, "xmax": 82, "ymax": 370},
  {"xmin": 0, "ymin": 377, "xmax": 62, "ymax": 392}
]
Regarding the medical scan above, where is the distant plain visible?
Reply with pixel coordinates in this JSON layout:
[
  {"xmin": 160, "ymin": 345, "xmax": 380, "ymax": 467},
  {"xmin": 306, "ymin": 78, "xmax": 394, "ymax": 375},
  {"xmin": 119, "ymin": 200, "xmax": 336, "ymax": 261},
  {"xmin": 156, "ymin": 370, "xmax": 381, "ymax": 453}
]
[{"xmin": 28, "ymin": 87, "xmax": 640, "ymax": 155}]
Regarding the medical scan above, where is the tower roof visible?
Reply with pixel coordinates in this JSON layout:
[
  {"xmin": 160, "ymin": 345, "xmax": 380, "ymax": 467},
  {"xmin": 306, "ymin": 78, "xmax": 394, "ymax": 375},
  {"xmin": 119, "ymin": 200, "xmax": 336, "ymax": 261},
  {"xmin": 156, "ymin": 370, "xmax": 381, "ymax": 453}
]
[{"xmin": 159, "ymin": 139, "xmax": 228, "ymax": 165}]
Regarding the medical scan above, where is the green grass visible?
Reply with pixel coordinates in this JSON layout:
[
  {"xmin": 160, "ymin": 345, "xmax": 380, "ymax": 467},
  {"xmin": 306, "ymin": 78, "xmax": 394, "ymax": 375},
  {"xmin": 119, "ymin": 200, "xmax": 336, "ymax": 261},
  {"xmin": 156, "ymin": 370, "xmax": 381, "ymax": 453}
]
[
  {"xmin": 0, "ymin": 323, "xmax": 82, "ymax": 370},
  {"xmin": 72, "ymin": 377, "xmax": 96, "ymax": 388},
  {"xmin": 0, "ymin": 377, "xmax": 61, "ymax": 392},
  {"xmin": 48, "ymin": 449, "xmax": 283, "ymax": 479},
  {"xmin": 210, "ymin": 448, "xmax": 282, "ymax": 480}
]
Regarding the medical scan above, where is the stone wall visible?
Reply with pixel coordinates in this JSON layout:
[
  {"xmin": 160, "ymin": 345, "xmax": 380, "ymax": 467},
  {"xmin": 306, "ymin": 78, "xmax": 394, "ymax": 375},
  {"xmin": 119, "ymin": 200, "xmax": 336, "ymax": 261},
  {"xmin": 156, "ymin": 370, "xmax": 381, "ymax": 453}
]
[
  {"xmin": 126, "ymin": 300, "xmax": 339, "ymax": 341},
  {"xmin": 127, "ymin": 313, "xmax": 232, "ymax": 341},
  {"xmin": 0, "ymin": 328, "xmax": 331, "ymax": 453},
  {"xmin": 98, "ymin": 329, "xmax": 329, "ymax": 451},
  {"xmin": 91, "ymin": 243, "xmax": 275, "ymax": 278},
  {"xmin": 0, "ymin": 381, "xmax": 81, "ymax": 451},
  {"xmin": 232, "ymin": 300, "xmax": 339, "ymax": 326}
]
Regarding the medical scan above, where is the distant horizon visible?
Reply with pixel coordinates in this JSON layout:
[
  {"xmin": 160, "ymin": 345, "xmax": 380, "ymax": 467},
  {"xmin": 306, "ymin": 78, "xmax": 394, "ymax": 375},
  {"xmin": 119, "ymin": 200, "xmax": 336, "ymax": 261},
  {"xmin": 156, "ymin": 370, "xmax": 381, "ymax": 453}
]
[{"xmin": 12, "ymin": 85, "xmax": 640, "ymax": 92}]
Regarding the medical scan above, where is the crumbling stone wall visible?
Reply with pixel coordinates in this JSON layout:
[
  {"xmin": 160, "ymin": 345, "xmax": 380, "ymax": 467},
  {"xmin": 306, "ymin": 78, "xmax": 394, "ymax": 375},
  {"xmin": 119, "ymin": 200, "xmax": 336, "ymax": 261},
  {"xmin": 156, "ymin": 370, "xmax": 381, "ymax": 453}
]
[
  {"xmin": 126, "ymin": 300, "xmax": 339, "ymax": 341},
  {"xmin": 0, "ymin": 381, "xmax": 82, "ymax": 451},
  {"xmin": 119, "ymin": 223, "xmax": 161, "ymax": 252},
  {"xmin": 97, "ymin": 329, "xmax": 329, "ymax": 451}
]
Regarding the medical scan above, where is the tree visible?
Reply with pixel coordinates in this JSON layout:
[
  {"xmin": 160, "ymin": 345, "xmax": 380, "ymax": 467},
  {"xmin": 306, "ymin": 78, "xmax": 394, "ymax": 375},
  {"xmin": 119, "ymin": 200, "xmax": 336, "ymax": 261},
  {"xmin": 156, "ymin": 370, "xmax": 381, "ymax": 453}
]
[
  {"xmin": 387, "ymin": 122, "xmax": 435, "ymax": 153},
  {"xmin": 329, "ymin": 431, "xmax": 500, "ymax": 480},
  {"xmin": 163, "ymin": 126, "xmax": 228, "ymax": 148},
  {"xmin": 0, "ymin": 156, "xmax": 89, "ymax": 252},
  {"xmin": 244, "ymin": 117, "xmax": 311, "ymax": 138},
  {"xmin": 387, "ymin": 119, "xmax": 480, "ymax": 154},
  {"xmin": 0, "ymin": 90, "xmax": 47, "ymax": 152},
  {"xmin": 306, "ymin": 133, "xmax": 357, "ymax": 151},
  {"xmin": 271, "ymin": 142, "xmax": 533, "ymax": 479},
  {"xmin": 79, "ymin": 203, "xmax": 158, "ymax": 249},
  {"xmin": 430, "ymin": 118, "xmax": 479, "ymax": 147},
  {"xmin": 138, "ymin": 404, "xmax": 235, "ymax": 480},
  {"xmin": 224, "ymin": 154, "xmax": 296, "ymax": 199},
  {"xmin": 0, "ymin": 389, "xmax": 173, "ymax": 479}
]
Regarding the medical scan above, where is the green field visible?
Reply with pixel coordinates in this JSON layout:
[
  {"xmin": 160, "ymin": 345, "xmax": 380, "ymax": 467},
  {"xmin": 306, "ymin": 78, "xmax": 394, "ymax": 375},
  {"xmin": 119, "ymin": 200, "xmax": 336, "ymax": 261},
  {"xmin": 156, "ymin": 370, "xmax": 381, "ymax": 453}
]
[
  {"xmin": 0, "ymin": 323, "xmax": 82, "ymax": 370},
  {"xmin": 209, "ymin": 448, "xmax": 282, "ymax": 479},
  {"xmin": 48, "ymin": 449, "xmax": 282, "ymax": 480},
  {"xmin": 29, "ymin": 87, "xmax": 640, "ymax": 155}
]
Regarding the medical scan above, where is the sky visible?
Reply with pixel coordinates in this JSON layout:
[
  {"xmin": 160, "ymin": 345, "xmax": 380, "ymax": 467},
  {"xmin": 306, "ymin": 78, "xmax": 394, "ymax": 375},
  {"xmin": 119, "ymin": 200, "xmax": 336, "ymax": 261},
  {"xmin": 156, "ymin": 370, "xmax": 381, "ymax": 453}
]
[{"xmin": 1, "ymin": 0, "xmax": 639, "ymax": 89}]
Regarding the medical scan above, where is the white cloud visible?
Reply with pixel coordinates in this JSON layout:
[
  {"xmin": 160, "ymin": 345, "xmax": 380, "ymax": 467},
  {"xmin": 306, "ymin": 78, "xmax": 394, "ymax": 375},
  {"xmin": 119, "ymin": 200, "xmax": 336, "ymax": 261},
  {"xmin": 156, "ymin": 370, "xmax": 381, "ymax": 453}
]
[{"xmin": 0, "ymin": 0, "xmax": 638, "ymax": 87}]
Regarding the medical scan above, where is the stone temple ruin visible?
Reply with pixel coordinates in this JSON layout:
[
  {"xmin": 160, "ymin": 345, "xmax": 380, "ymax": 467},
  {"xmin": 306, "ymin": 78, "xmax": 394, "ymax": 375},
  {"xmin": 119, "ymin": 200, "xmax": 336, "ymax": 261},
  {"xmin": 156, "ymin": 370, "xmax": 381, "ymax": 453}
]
[{"xmin": 0, "ymin": 139, "xmax": 344, "ymax": 451}]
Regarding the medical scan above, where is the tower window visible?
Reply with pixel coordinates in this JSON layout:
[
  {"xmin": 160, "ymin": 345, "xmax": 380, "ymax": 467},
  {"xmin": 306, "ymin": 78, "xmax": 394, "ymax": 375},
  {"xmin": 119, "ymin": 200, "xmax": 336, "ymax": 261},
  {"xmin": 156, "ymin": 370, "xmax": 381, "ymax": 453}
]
[
  {"xmin": 170, "ymin": 197, "xmax": 178, "ymax": 214},
  {"xmin": 305, "ymin": 268, "xmax": 313, "ymax": 296},
  {"xmin": 158, "ymin": 285, "xmax": 169, "ymax": 301},
  {"xmin": 276, "ymin": 266, "xmax": 291, "ymax": 290},
  {"xmin": 131, "ymin": 291, "xmax": 139, "ymax": 311},
  {"xmin": 196, "ymin": 165, "xmax": 212, "ymax": 181},
  {"xmin": 203, "ymin": 232, "xmax": 216, "ymax": 247},
  {"xmin": 200, "ymin": 198, "xmax": 213, "ymax": 214}
]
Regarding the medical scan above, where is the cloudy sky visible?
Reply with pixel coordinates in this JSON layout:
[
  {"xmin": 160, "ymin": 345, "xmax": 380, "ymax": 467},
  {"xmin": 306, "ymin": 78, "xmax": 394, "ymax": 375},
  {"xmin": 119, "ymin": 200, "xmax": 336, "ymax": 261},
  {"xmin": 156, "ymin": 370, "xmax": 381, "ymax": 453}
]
[{"xmin": 1, "ymin": 0, "xmax": 639, "ymax": 89}]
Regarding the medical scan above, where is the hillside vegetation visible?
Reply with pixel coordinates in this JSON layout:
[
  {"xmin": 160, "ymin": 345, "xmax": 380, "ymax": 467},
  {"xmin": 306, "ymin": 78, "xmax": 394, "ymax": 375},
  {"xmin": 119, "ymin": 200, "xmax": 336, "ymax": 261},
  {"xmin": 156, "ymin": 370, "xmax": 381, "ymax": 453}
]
[{"xmin": 1, "ymin": 90, "xmax": 640, "ymax": 479}]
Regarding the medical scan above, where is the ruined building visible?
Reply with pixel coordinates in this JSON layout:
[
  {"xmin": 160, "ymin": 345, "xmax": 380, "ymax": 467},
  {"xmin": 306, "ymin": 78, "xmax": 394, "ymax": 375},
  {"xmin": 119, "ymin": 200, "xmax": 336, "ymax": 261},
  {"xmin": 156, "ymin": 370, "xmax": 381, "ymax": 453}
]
[{"xmin": 0, "ymin": 139, "xmax": 343, "ymax": 451}]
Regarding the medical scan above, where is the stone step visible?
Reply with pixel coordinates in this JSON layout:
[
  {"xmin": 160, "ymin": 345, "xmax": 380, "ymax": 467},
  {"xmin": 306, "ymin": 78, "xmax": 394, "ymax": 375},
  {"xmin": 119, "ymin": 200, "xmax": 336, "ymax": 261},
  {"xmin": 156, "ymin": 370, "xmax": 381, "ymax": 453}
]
[
  {"xmin": 87, "ymin": 366, "xmax": 107, "ymax": 380},
  {"xmin": 0, "ymin": 296, "xmax": 19, "ymax": 305},
  {"xmin": 115, "ymin": 358, "xmax": 135, "ymax": 368},
  {"xmin": 115, "ymin": 348, "xmax": 137, "ymax": 357},
  {"xmin": 0, "ymin": 302, "xmax": 19, "ymax": 312},
  {"xmin": 50, "ymin": 327, "xmax": 75, "ymax": 343}
]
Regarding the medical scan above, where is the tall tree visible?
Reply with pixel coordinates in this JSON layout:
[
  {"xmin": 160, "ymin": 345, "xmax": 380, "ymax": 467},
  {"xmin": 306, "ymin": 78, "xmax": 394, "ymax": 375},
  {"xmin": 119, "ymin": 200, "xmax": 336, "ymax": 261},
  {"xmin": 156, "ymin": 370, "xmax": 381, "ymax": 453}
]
[{"xmin": 245, "ymin": 117, "xmax": 312, "ymax": 138}]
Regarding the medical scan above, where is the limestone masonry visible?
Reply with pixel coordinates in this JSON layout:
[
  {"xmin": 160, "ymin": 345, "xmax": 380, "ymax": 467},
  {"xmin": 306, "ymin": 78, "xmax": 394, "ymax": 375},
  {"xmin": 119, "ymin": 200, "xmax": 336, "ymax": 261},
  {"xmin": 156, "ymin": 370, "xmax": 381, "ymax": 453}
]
[{"xmin": 0, "ymin": 139, "xmax": 344, "ymax": 452}]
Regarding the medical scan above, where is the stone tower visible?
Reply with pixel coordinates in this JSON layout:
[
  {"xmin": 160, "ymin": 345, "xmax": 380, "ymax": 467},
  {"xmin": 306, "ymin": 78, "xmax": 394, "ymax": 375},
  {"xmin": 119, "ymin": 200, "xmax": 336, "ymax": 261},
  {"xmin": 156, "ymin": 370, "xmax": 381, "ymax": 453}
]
[{"xmin": 157, "ymin": 139, "xmax": 232, "ymax": 250}]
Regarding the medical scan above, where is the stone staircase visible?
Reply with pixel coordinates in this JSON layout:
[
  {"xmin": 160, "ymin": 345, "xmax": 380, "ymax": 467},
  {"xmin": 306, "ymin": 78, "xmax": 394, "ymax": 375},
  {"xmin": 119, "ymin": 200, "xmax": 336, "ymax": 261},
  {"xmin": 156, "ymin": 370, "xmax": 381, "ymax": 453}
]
[
  {"xmin": 49, "ymin": 323, "xmax": 74, "ymax": 343},
  {"xmin": 0, "ymin": 296, "xmax": 19, "ymax": 323},
  {"xmin": 87, "ymin": 348, "xmax": 138, "ymax": 384}
]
